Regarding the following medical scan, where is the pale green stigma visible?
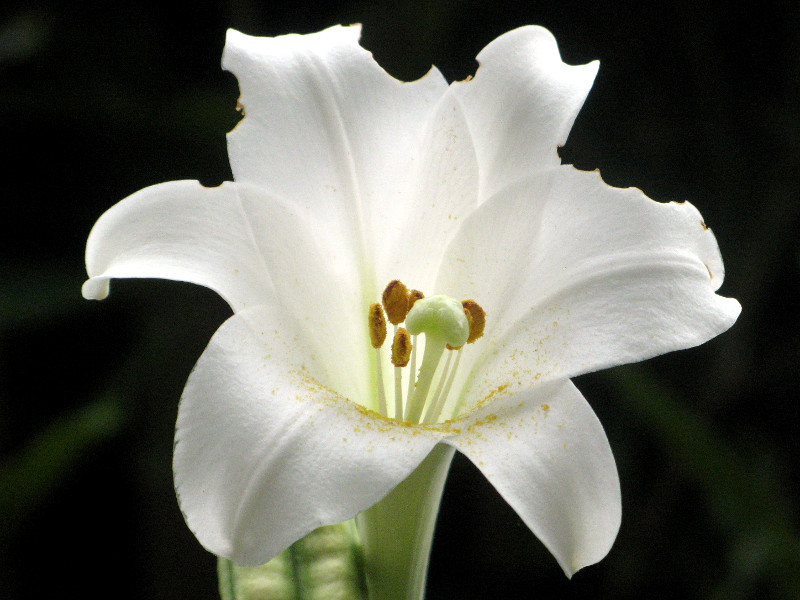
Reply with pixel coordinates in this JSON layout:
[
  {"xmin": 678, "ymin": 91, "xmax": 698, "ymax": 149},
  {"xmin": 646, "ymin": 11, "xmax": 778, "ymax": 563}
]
[{"xmin": 405, "ymin": 295, "xmax": 469, "ymax": 349}]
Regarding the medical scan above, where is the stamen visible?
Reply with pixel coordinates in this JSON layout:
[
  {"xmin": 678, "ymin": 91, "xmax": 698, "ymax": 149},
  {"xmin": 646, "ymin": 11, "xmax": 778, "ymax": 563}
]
[
  {"xmin": 370, "ymin": 285, "xmax": 486, "ymax": 424},
  {"xmin": 407, "ymin": 289, "xmax": 424, "ymax": 310},
  {"xmin": 391, "ymin": 328, "xmax": 411, "ymax": 419},
  {"xmin": 462, "ymin": 300, "xmax": 486, "ymax": 343},
  {"xmin": 382, "ymin": 280, "xmax": 410, "ymax": 326},
  {"xmin": 368, "ymin": 303, "xmax": 387, "ymax": 349},
  {"xmin": 391, "ymin": 328, "xmax": 412, "ymax": 367},
  {"xmin": 368, "ymin": 303, "xmax": 388, "ymax": 416}
]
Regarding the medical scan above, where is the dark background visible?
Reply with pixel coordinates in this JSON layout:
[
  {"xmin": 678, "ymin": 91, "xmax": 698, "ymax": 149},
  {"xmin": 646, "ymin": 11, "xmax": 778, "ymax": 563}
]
[{"xmin": 1, "ymin": 1, "xmax": 798, "ymax": 599}]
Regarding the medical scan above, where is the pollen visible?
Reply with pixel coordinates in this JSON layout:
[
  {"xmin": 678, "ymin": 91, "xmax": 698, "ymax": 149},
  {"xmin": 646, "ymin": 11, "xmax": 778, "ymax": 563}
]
[
  {"xmin": 368, "ymin": 303, "xmax": 387, "ymax": 348},
  {"xmin": 382, "ymin": 280, "xmax": 410, "ymax": 325},
  {"xmin": 462, "ymin": 299, "xmax": 486, "ymax": 344},
  {"xmin": 391, "ymin": 328, "xmax": 412, "ymax": 367}
]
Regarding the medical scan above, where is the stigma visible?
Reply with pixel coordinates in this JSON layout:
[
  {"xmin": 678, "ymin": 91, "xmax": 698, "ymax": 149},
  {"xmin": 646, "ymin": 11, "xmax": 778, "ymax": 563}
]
[{"xmin": 367, "ymin": 280, "xmax": 485, "ymax": 425}]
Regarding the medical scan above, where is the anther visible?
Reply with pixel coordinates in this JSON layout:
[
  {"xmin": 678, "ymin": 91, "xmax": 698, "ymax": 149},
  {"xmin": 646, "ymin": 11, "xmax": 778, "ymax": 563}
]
[
  {"xmin": 407, "ymin": 289, "xmax": 424, "ymax": 310},
  {"xmin": 382, "ymin": 280, "xmax": 410, "ymax": 325},
  {"xmin": 462, "ymin": 300, "xmax": 486, "ymax": 344},
  {"xmin": 391, "ymin": 328, "xmax": 412, "ymax": 367},
  {"xmin": 368, "ymin": 303, "xmax": 387, "ymax": 348}
]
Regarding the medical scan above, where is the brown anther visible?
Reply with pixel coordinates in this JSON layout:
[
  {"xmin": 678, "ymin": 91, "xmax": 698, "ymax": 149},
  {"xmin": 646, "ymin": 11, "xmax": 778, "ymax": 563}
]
[
  {"xmin": 391, "ymin": 328, "xmax": 412, "ymax": 367},
  {"xmin": 407, "ymin": 289, "xmax": 424, "ymax": 311},
  {"xmin": 462, "ymin": 299, "xmax": 486, "ymax": 344},
  {"xmin": 382, "ymin": 280, "xmax": 410, "ymax": 325},
  {"xmin": 368, "ymin": 303, "xmax": 387, "ymax": 348}
]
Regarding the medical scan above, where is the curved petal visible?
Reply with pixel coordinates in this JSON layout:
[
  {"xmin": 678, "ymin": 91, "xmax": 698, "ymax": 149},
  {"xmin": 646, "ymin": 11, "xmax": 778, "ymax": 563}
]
[
  {"xmin": 436, "ymin": 167, "xmax": 740, "ymax": 412},
  {"xmin": 223, "ymin": 25, "xmax": 449, "ymax": 281},
  {"xmin": 83, "ymin": 180, "xmax": 369, "ymax": 398},
  {"xmin": 444, "ymin": 378, "xmax": 620, "ymax": 577},
  {"xmin": 174, "ymin": 306, "xmax": 443, "ymax": 567},
  {"xmin": 83, "ymin": 180, "xmax": 272, "ymax": 310},
  {"xmin": 451, "ymin": 26, "xmax": 598, "ymax": 202}
]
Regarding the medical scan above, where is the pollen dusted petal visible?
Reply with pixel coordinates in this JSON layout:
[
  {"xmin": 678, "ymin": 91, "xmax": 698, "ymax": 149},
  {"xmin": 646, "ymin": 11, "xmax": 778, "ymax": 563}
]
[
  {"xmin": 444, "ymin": 379, "xmax": 620, "ymax": 577},
  {"xmin": 174, "ymin": 306, "xmax": 443, "ymax": 566},
  {"xmin": 436, "ymin": 166, "xmax": 740, "ymax": 415}
]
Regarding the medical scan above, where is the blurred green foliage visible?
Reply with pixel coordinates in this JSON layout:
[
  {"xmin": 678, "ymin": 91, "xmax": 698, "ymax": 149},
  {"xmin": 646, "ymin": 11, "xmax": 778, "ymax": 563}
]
[{"xmin": 1, "ymin": 1, "xmax": 798, "ymax": 599}]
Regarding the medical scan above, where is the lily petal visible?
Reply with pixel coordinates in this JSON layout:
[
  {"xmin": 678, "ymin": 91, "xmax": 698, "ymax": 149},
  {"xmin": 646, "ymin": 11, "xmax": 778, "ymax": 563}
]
[
  {"xmin": 83, "ymin": 180, "xmax": 369, "ymax": 399},
  {"xmin": 437, "ymin": 167, "xmax": 740, "ymax": 413},
  {"xmin": 451, "ymin": 26, "xmax": 598, "ymax": 202},
  {"xmin": 445, "ymin": 378, "xmax": 620, "ymax": 577},
  {"xmin": 174, "ymin": 306, "xmax": 443, "ymax": 567},
  {"xmin": 223, "ymin": 25, "xmax": 449, "ymax": 276},
  {"xmin": 82, "ymin": 180, "xmax": 272, "ymax": 309},
  {"xmin": 374, "ymin": 92, "xmax": 480, "ymax": 292}
]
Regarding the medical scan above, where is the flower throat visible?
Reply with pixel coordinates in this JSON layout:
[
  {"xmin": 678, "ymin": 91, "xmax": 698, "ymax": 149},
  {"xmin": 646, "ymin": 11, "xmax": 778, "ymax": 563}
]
[{"xmin": 368, "ymin": 280, "xmax": 485, "ymax": 425}]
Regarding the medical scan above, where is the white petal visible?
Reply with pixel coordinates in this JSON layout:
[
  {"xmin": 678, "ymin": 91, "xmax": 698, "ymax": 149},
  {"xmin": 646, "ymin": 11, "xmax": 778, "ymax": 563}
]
[
  {"xmin": 83, "ymin": 180, "xmax": 272, "ymax": 310},
  {"xmin": 451, "ymin": 26, "xmax": 598, "ymax": 202},
  {"xmin": 223, "ymin": 25, "xmax": 448, "ymax": 281},
  {"xmin": 436, "ymin": 167, "xmax": 740, "ymax": 412},
  {"xmin": 374, "ymin": 92, "xmax": 480, "ymax": 292},
  {"xmin": 444, "ymin": 379, "xmax": 620, "ymax": 577},
  {"xmin": 83, "ymin": 181, "xmax": 369, "ymax": 396},
  {"xmin": 174, "ymin": 306, "xmax": 443, "ymax": 566}
]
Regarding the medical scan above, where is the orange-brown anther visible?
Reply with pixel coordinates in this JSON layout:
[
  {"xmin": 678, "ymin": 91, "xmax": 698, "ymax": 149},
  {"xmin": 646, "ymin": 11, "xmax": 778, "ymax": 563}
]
[
  {"xmin": 407, "ymin": 289, "xmax": 424, "ymax": 311},
  {"xmin": 462, "ymin": 299, "xmax": 486, "ymax": 344},
  {"xmin": 369, "ymin": 303, "xmax": 387, "ymax": 348},
  {"xmin": 391, "ymin": 327, "xmax": 412, "ymax": 367},
  {"xmin": 382, "ymin": 280, "xmax": 410, "ymax": 325}
]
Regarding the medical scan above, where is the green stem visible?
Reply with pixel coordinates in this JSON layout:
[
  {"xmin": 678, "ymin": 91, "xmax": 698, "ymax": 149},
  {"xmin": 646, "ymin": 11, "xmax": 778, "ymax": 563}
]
[
  {"xmin": 218, "ymin": 521, "xmax": 366, "ymax": 600},
  {"xmin": 356, "ymin": 444, "xmax": 456, "ymax": 600}
]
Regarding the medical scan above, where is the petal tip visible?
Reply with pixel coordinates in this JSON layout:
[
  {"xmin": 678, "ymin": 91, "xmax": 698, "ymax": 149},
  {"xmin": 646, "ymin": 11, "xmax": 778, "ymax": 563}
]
[{"xmin": 82, "ymin": 277, "xmax": 109, "ymax": 300}]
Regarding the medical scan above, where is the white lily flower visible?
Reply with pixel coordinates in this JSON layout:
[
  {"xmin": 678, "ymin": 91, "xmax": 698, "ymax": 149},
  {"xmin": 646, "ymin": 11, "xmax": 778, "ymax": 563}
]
[{"xmin": 82, "ymin": 23, "xmax": 740, "ymax": 594}]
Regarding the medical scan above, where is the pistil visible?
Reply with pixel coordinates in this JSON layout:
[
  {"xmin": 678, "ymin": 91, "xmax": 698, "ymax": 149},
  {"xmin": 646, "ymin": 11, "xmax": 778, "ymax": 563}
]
[{"xmin": 404, "ymin": 295, "xmax": 469, "ymax": 423}]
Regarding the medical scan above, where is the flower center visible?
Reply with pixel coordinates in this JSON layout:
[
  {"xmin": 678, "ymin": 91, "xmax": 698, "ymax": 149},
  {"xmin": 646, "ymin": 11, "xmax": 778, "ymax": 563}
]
[{"xmin": 368, "ymin": 280, "xmax": 486, "ymax": 424}]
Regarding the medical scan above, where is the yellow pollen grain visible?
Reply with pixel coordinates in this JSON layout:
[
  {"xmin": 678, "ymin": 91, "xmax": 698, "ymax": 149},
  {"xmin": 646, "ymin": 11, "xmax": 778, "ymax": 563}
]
[
  {"xmin": 462, "ymin": 299, "xmax": 486, "ymax": 344},
  {"xmin": 368, "ymin": 303, "xmax": 387, "ymax": 348},
  {"xmin": 391, "ymin": 327, "xmax": 412, "ymax": 367},
  {"xmin": 382, "ymin": 280, "xmax": 409, "ymax": 325}
]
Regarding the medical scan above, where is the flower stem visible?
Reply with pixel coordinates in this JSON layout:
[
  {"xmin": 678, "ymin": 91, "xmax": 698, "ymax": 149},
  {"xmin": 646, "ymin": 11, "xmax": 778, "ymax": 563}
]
[
  {"xmin": 218, "ymin": 521, "xmax": 366, "ymax": 600},
  {"xmin": 355, "ymin": 444, "xmax": 455, "ymax": 600}
]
